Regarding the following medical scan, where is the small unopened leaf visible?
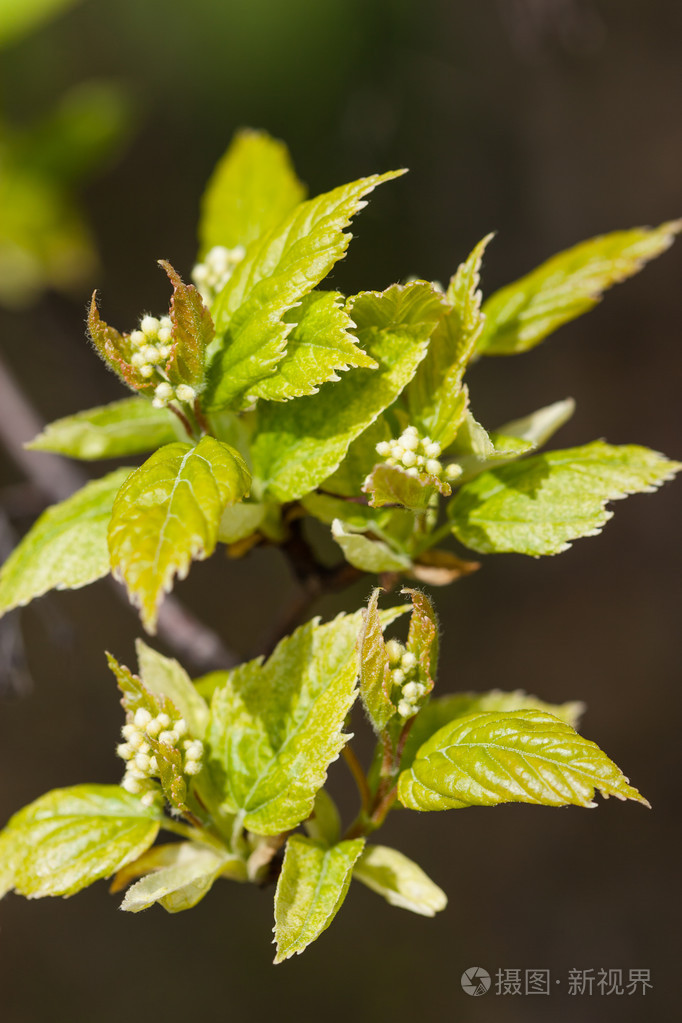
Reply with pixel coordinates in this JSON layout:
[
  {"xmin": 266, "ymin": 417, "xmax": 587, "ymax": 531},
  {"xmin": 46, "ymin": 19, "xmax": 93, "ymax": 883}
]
[
  {"xmin": 358, "ymin": 588, "xmax": 396, "ymax": 734},
  {"xmin": 121, "ymin": 842, "xmax": 230, "ymax": 913},
  {"xmin": 331, "ymin": 519, "xmax": 411, "ymax": 575},
  {"xmin": 409, "ymin": 549, "xmax": 480, "ymax": 586},
  {"xmin": 199, "ymin": 129, "xmax": 306, "ymax": 255},
  {"xmin": 401, "ymin": 690, "xmax": 586, "ymax": 770},
  {"xmin": 108, "ymin": 437, "xmax": 250, "ymax": 631},
  {"xmin": 26, "ymin": 397, "xmax": 178, "ymax": 460},
  {"xmin": 404, "ymin": 588, "xmax": 438, "ymax": 695},
  {"xmin": 251, "ymin": 290, "xmax": 376, "ymax": 402},
  {"xmin": 448, "ymin": 441, "xmax": 681, "ymax": 556},
  {"xmin": 88, "ymin": 295, "xmax": 153, "ymax": 394},
  {"xmin": 398, "ymin": 710, "xmax": 648, "ymax": 811},
  {"xmin": 0, "ymin": 785, "xmax": 160, "ymax": 899},
  {"xmin": 135, "ymin": 640, "xmax": 209, "ymax": 738},
  {"xmin": 159, "ymin": 260, "xmax": 214, "ymax": 389},
  {"xmin": 477, "ymin": 220, "xmax": 682, "ymax": 355},
  {"xmin": 354, "ymin": 844, "xmax": 447, "ymax": 916},
  {"xmin": 0, "ymin": 468, "xmax": 130, "ymax": 616},
  {"xmin": 274, "ymin": 835, "xmax": 365, "ymax": 962}
]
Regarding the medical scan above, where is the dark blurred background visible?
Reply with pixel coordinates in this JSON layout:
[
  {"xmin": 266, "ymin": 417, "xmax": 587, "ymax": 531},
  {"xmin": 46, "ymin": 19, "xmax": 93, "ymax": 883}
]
[{"xmin": 0, "ymin": 1, "xmax": 680, "ymax": 1020}]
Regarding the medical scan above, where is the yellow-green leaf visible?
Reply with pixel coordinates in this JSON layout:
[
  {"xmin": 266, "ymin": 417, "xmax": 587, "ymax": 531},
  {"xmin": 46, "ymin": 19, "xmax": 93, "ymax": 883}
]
[{"xmin": 26, "ymin": 397, "xmax": 178, "ymax": 460}]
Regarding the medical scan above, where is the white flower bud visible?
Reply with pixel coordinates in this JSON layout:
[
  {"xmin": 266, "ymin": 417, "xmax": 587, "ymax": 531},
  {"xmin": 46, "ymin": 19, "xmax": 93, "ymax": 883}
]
[
  {"xmin": 140, "ymin": 364, "xmax": 154, "ymax": 378},
  {"xmin": 445, "ymin": 463, "xmax": 462, "ymax": 480},
  {"xmin": 391, "ymin": 668, "xmax": 406, "ymax": 686},
  {"xmin": 401, "ymin": 432, "xmax": 419, "ymax": 452},
  {"xmin": 141, "ymin": 345, "xmax": 161, "ymax": 363},
  {"xmin": 184, "ymin": 760, "xmax": 202, "ymax": 776},
  {"xmin": 121, "ymin": 776, "xmax": 142, "ymax": 794},
  {"xmin": 175, "ymin": 384, "xmax": 196, "ymax": 403},
  {"xmin": 149, "ymin": 756, "xmax": 159, "ymax": 773},
  {"xmin": 134, "ymin": 753, "xmax": 151, "ymax": 772},
  {"xmin": 134, "ymin": 708, "xmax": 152, "ymax": 729},
  {"xmin": 184, "ymin": 740, "xmax": 203, "ymax": 760},
  {"xmin": 425, "ymin": 441, "xmax": 442, "ymax": 458},
  {"xmin": 156, "ymin": 713, "xmax": 171, "ymax": 729},
  {"xmin": 116, "ymin": 742, "xmax": 135, "ymax": 761},
  {"xmin": 401, "ymin": 651, "xmax": 417, "ymax": 670},
  {"xmin": 406, "ymin": 467, "xmax": 420, "ymax": 477},
  {"xmin": 141, "ymin": 315, "xmax": 160, "ymax": 335},
  {"xmin": 391, "ymin": 443, "xmax": 405, "ymax": 460},
  {"xmin": 375, "ymin": 441, "xmax": 391, "ymax": 457},
  {"xmin": 192, "ymin": 263, "xmax": 208, "ymax": 284},
  {"xmin": 121, "ymin": 723, "xmax": 136, "ymax": 740},
  {"xmin": 157, "ymin": 326, "xmax": 172, "ymax": 343},
  {"xmin": 174, "ymin": 718, "xmax": 188, "ymax": 738},
  {"xmin": 127, "ymin": 765, "xmax": 147, "ymax": 780},
  {"xmin": 425, "ymin": 459, "xmax": 442, "ymax": 475},
  {"xmin": 401, "ymin": 450, "xmax": 417, "ymax": 467},
  {"xmin": 157, "ymin": 345, "xmax": 171, "ymax": 359},
  {"xmin": 397, "ymin": 699, "xmax": 414, "ymax": 719},
  {"xmin": 131, "ymin": 352, "xmax": 146, "ymax": 369},
  {"xmin": 402, "ymin": 681, "xmax": 424, "ymax": 702},
  {"xmin": 154, "ymin": 382, "xmax": 174, "ymax": 402},
  {"xmin": 130, "ymin": 329, "xmax": 146, "ymax": 346},
  {"xmin": 158, "ymin": 730, "xmax": 179, "ymax": 746},
  {"xmin": 128, "ymin": 730, "xmax": 146, "ymax": 750},
  {"xmin": 140, "ymin": 791, "xmax": 157, "ymax": 807},
  {"xmin": 385, "ymin": 639, "xmax": 404, "ymax": 666},
  {"xmin": 160, "ymin": 315, "xmax": 172, "ymax": 329},
  {"xmin": 146, "ymin": 717, "xmax": 162, "ymax": 736}
]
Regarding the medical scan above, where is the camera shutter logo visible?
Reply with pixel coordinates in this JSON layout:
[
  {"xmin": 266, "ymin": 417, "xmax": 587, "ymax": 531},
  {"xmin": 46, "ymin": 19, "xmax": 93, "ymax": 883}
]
[{"xmin": 461, "ymin": 967, "xmax": 491, "ymax": 996}]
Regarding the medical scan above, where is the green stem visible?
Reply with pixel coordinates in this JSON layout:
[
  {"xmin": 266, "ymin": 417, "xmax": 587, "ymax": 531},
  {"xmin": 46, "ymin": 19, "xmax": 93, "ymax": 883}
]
[{"xmin": 414, "ymin": 519, "xmax": 452, "ymax": 556}]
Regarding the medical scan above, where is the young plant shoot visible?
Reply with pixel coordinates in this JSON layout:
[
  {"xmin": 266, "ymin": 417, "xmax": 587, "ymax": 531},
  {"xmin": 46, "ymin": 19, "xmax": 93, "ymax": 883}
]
[{"xmin": 0, "ymin": 130, "xmax": 679, "ymax": 962}]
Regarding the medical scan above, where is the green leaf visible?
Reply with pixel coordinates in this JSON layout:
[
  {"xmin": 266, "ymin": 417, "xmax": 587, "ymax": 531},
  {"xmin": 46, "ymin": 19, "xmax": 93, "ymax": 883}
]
[
  {"xmin": 273, "ymin": 835, "xmax": 365, "ymax": 962},
  {"xmin": 496, "ymin": 398, "xmax": 576, "ymax": 449},
  {"xmin": 444, "ymin": 409, "xmax": 534, "ymax": 482},
  {"xmin": 207, "ymin": 612, "xmax": 363, "ymax": 835},
  {"xmin": 320, "ymin": 416, "xmax": 392, "ymax": 497},
  {"xmin": 477, "ymin": 220, "xmax": 682, "ymax": 356},
  {"xmin": 358, "ymin": 588, "xmax": 396, "ymax": 734},
  {"xmin": 0, "ymin": 0, "xmax": 82, "ymax": 49},
  {"xmin": 448, "ymin": 441, "xmax": 681, "ymax": 556},
  {"xmin": 135, "ymin": 640, "xmax": 209, "ymax": 739},
  {"xmin": 398, "ymin": 710, "xmax": 648, "ymax": 811},
  {"xmin": 158, "ymin": 260, "xmax": 214, "ymax": 389},
  {"xmin": 217, "ymin": 502, "xmax": 266, "ymax": 544},
  {"xmin": 120, "ymin": 842, "xmax": 231, "ymax": 913},
  {"xmin": 205, "ymin": 170, "xmax": 404, "ymax": 411},
  {"xmin": 407, "ymin": 234, "xmax": 492, "ymax": 446},
  {"xmin": 303, "ymin": 790, "xmax": 342, "ymax": 846},
  {"xmin": 26, "ymin": 397, "xmax": 178, "ymax": 460},
  {"xmin": 252, "ymin": 282, "xmax": 441, "ymax": 502},
  {"xmin": 250, "ymin": 290, "xmax": 376, "ymax": 402},
  {"xmin": 401, "ymin": 690, "xmax": 586, "ymax": 771},
  {"xmin": 353, "ymin": 845, "xmax": 447, "ymax": 917},
  {"xmin": 0, "ymin": 785, "xmax": 160, "ymax": 899},
  {"xmin": 87, "ymin": 293, "xmax": 153, "ymax": 395},
  {"xmin": 404, "ymin": 588, "xmax": 438, "ymax": 697},
  {"xmin": 331, "ymin": 519, "xmax": 412, "ymax": 574},
  {"xmin": 0, "ymin": 468, "xmax": 130, "ymax": 616},
  {"xmin": 198, "ymin": 129, "xmax": 306, "ymax": 256},
  {"xmin": 108, "ymin": 437, "xmax": 250, "ymax": 631},
  {"xmin": 363, "ymin": 462, "xmax": 449, "ymax": 511}
]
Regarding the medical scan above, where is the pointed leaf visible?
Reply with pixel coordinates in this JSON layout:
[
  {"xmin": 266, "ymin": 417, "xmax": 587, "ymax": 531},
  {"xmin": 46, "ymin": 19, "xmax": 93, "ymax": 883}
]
[
  {"xmin": 88, "ymin": 294, "xmax": 153, "ymax": 394},
  {"xmin": 497, "ymin": 397, "xmax": 576, "ymax": 449},
  {"xmin": 158, "ymin": 260, "xmax": 214, "ymax": 389},
  {"xmin": 274, "ymin": 835, "xmax": 365, "ymax": 962},
  {"xmin": 354, "ymin": 844, "xmax": 447, "ymax": 916},
  {"xmin": 217, "ymin": 502, "xmax": 266, "ymax": 544},
  {"xmin": 302, "ymin": 492, "xmax": 414, "ymax": 549},
  {"xmin": 448, "ymin": 441, "xmax": 681, "ymax": 556},
  {"xmin": 477, "ymin": 220, "xmax": 682, "ymax": 355},
  {"xmin": 303, "ymin": 790, "xmax": 342, "ymax": 847},
  {"xmin": 331, "ymin": 519, "xmax": 411, "ymax": 574},
  {"xmin": 401, "ymin": 690, "xmax": 586, "ymax": 771},
  {"xmin": 0, "ymin": 468, "xmax": 130, "ymax": 616},
  {"xmin": 135, "ymin": 640, "xmax": 209, "ymax": 739},
  {"xmin": 108, "ymin": 437, "xmax": 250, "ymax": 631},
  {"xmin": 358, "ymin": 588, "xmax": 395, "ymax": 734},
  {"xmin": 207, "ymin": 612, "xmax": 364, "ymax": 835},
  {"xmin": 407, "ymin": 234, "xmax": 492, "ymax": 446},
  {"xmin": 0, "ymin": 785, "xmax": 160, "ymax": 899},
  {"xmin": 205, "ymin": 170, "xmax": 404, "ymax": 410},
  {"xmin": 121, "ymin": 843, "xmax": 230, "ymax": 913},
  {"xmin": 251, "ymin": 290, "xmax": 376, "ymax": 402},
  {"xmin": 199, "ymin": 129, "xmax": 306, "ymax": 255},
  {"xmin": 444, "ymin": 408, "xmax": 534, "ymax": 481},
  {"xmin": 398, "ymin": 710, "xmax": 648, "ymax": 811},
  {"xmin": 252, "ymin": 282, "xmax": 441, "ymax": 502},
  {"xmin": 404, "ymin": 588, "xmax": 438, "ymax": 696},
  {"xmin": 26, "ymin": 397, "xmax": 179, "ymax": 460}
]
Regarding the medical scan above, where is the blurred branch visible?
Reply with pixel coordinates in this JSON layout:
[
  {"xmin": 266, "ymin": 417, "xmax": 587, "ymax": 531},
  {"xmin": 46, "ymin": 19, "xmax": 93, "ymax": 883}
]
[{"xmin": 0, "ymin": 352, "xmax": 238, "ymax": 673}]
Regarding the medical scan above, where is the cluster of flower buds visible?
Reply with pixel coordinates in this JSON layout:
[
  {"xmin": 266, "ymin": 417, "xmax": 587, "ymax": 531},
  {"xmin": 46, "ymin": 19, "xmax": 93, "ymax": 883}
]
[
  {"xmin": 126, "ymin": 314, "xmax": 197, "ymax": 408},
  {"xmin": 192, "ymin": 245, "xmax": 246, "ymax": 305},
  {"xmin": 376, "ymin": 426, "xmax": 461, "ymax": 484},
  {"xmin": 385, "ymin": 638, "xmax": 427, "ymax": 719},
  {"xmin": 117, "ymin": 707, "xmax": 204, "ymax": 807}
]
